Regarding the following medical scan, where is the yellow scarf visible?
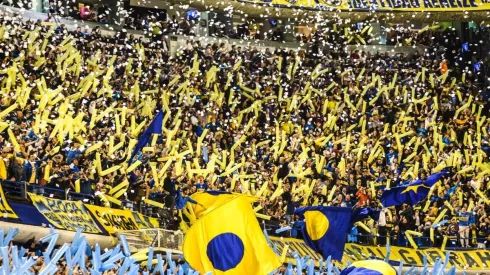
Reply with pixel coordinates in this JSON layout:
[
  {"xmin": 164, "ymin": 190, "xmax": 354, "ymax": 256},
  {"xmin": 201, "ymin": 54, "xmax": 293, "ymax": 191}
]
[
  {"xmin": 0, "ymin": 158, "xmax": 6, "ymax": 179},
  {"xmin": 29, "ymin": 162, "xmax": 36, "ymax": 184}
]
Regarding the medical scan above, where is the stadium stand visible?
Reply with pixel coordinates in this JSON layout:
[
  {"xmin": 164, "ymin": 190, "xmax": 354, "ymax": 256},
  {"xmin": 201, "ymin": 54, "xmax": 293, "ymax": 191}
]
[
  {"xmin": 0, "ymin": 2, "xmax": 489, "ymax": 274},
  {"xmin": 0, "ymin": 6, "xmax": 489, "ymax": 247}
]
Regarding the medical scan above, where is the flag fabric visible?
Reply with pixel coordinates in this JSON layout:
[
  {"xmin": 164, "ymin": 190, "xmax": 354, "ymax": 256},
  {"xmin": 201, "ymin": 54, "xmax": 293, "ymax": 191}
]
[
  {"xmin": 380, "ymin": 171, "xmax": 447, "ymax": 207},
  {"xmin": 189, "ymin": 191, "xmax": 240, "ymax": 219},
  {"xmin": 350, "ymin": 207, "xmax": 380, "ymax": 226},
  {"xmin": 294, "ymin": 206, "xmax": 352, "ymax": 261},
  {"xmin": 183, "ymin": 195, "xmax": 280, "ymax": 275},
  {"xmin": 128, "ymin": 110, "xmax": 164, "ymax": 164},
  {"xmin": 340, "ymin": 260, "xmax": 396, "ymax": 275}
]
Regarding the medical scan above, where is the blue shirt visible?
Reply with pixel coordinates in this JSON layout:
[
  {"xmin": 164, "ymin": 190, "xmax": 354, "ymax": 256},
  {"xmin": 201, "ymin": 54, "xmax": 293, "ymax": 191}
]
[
  {"xmin": 386, "ymin": 152, "xmax": 398, "ymax": 165},
  {"xmin": 457, "ymin": 212, "xmax": 471, "ymax": 227},
  {"xmin": 195, "ymin": 183, "xmax": 208, "ymax": 190},
  {"xmin": 65, "ymin": 148, "xmax": 84, "ymax": 164},
  {"xmin": 175, "ymin": 189, "xmax": 198, "ymax": 209}
]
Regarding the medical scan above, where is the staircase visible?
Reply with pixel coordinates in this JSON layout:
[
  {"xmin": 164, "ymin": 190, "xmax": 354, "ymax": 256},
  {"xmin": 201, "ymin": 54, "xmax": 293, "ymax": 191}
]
[{"xmin": 117, "ymin": 229, "xmax": 183, "ymax": 253}]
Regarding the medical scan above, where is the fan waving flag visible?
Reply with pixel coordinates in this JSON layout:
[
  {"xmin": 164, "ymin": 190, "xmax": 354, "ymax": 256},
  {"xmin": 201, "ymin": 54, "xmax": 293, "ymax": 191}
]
[
  {"xmin": 183, "ymin": 195, "xmax": 280, "ymax": 275},
  {"xmin": 294, "ymin": 206, "xmax": 352, "ymax": 261},
  {"xmin": 128, "ymin": 110, "xmax": 164, "ymax": 164},
  {"xmin": 380, "ymin": 171, "xmax": 447, "ymax": 207}
]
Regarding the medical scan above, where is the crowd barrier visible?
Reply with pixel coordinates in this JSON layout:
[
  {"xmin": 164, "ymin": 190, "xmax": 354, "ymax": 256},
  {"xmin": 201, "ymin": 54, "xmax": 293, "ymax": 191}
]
[
  {"xmin": 265, "ymin": 224, "xmax": 480, "ymax": 251},
  {"xmin": 3, "ymin": 180, "xmax": 490, "ymax": 272},
  {"xmin": 2, "ymin": 180, "xmax": 486, "ymax": 251},
  {"xmin": 0, "ymin": 182, "xmax": 158, "ymax": 236},
  {"xmin": 1, "ymin": 180, "xmax": 94, "ymax": 202},
  {"xmin": 269, "ymin": 236, "xmax": 490, "ymax": 271}
]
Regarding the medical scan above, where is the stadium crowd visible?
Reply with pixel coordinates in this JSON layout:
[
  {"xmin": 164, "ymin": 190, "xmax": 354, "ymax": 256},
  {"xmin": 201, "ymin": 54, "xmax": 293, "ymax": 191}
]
[{"xmin": 0, "ymin": 9, "xmax": 489, "ymax": 252}]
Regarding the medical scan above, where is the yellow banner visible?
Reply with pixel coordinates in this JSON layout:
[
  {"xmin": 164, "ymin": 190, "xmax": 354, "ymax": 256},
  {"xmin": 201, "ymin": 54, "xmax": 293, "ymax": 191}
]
[
  {"xmin": 28, "ymin": 193, "xmax": 101, "ymax": 233},
  {"xmin": 241, "ymin": 0, "xmax": 490, "ymax": 11},
  {"xmin": 84, "ymin": 204, "xmax": 158, "ymax": 234},
  {"xmin": 132, "ymin": 211, "xmax": 159, "ymax": 229},
  {"xmin": 0, "ymin": 185, "xmax": 18, "ymax": 219},
  {"xmin": 269, "ymin": 236, "xmax": 490, "ymax": 270}
]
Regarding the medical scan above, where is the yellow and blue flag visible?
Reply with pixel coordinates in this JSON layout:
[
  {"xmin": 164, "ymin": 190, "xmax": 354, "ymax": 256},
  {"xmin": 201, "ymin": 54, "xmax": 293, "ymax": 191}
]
[
  {"xmin": 380, "ymin": 171, "xmax": 447, "ymax": 207},
  {"xmin": 294, "ymin": 206, "xmax": 351, "ymax": 261},
  {"xmin": 189, "ymin": 191, "xmax": 258, "ymax": 219},
  {"xmin": 183, "ymin": 194, "xmax": 281, "ymax": 275},
  {"xmin": 340, "ymin": 260, "xmax": 396, "ymax": 275}
]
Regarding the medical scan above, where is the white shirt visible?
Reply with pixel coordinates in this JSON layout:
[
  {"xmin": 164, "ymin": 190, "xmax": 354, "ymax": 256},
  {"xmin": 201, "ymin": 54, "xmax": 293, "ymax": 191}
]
[{"xmin": 378, "ymin": 208, "xmax": 389, "ymax": 226}]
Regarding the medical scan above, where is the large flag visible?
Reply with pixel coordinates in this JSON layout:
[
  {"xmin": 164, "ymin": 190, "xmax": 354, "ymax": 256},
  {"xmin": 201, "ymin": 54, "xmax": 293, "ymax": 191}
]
[
  {"xmin": 340, "ymin": 260, "xmax": 396, "ymax": 275},
  {"xmin": 380, "ymin": 171, "xmax": 447, "ymax": 207},
  {"xmin": 294, "ymin": 206, "xmax": 352, "ymax": 261},
  {"xmin": 128, "ymin": 110, "xmax": 164, "ymax": 164},
  {"xmin": 183, "ymin": 195, "xmax": 280, "ymax": 275}
]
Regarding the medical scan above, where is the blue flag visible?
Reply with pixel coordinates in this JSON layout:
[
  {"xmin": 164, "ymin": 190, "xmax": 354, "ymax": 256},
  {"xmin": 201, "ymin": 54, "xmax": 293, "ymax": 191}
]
[
  {"xmin": 380, "ymin": 171, "xmax": 447, "ymax": 207},
  {"xmin": 340, "ymin": 260, "xmax": 396, "ymax": 275},
  {"xmin": 128, "ymin": 111, "xmax": 164, "ymax": 164},
  {"xmin": 350, "ymin": 207, "xmax": 380, "ymax": 226},
  {"xmin": 294, "ymin": 206, "xmax": 352, "ymax": 261}
]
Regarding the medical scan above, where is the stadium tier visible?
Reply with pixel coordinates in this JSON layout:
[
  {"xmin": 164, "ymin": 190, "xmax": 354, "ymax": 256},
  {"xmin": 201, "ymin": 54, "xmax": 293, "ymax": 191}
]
[{"xmin": 0, "ymin": 1, "xmax": 489, "ymax": 274}]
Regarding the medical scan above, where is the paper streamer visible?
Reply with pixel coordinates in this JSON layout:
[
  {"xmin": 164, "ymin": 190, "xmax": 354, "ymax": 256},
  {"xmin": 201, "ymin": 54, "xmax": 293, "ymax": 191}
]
[
  {"xmin": 441, "ymin": 236, "xmax": 448, "ymax": 251},
  {"xmin": 405, "ymin": 230, "xmax": 422, "ymax": 248}
]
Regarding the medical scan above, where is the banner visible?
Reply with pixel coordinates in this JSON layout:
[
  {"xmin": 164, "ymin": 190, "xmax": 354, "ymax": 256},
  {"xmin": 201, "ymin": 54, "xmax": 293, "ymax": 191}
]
[
  {"xmin": 269, "ymin": 236, "xmax": 490, "ymax": 270},
  {"xmin": 132, "ymin": 211, "xmax": 160, "ymax": 229},
  {"xmin": 28, "ymin": 193, "xmax": 101, "ymax": 233},
  {"xmin": 85, "ymin": 205, "xmax": 158, "ymax": 234},
  {"xmin": 0, "ymin": 185, "xmax": 18, "ymax": 219},
  {"xmin": 269, "ymin": 236, "xmax": 323, "ymax": 264},
  {"xmin": 240, "ymin": 0, "xmax": 490, "ymax": 11}
]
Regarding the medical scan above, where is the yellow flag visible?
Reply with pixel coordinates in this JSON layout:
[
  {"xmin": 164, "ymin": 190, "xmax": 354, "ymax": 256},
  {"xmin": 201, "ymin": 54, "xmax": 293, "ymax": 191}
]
[{"xmin": 183, "ymin": 195, "xmax": 280, "ymax": 275}]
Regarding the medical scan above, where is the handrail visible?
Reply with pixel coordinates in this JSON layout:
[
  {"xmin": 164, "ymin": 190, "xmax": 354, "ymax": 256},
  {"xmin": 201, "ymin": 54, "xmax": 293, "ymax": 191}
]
[
  {"xmin": 2, "ymin": 179, "xmax": 487, "ymax": 251},
  {"xmin": 1, "ymin": 180, "xmax": 95, "ymax": 202},
  {"xmin": 263, "ymin": 223, "xmax": 488, "ymax": 251},
  {"xmin": 117, "ymin": 228, "xmax": 184, "ymax": 252}
]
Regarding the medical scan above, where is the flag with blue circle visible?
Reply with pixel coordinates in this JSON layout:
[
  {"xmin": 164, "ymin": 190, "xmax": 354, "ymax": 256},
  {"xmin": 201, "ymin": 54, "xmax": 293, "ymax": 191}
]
[
  {"xmin": 294, "ymin": 206, "xmax": 352, "ymax": 261},
  {"xmin": 182, "ymin": 195, "xmax": 280, "ymax": 275},
  {"xmin": 340, "ymin": 260, "xmax": 397, "ymax": 275}
]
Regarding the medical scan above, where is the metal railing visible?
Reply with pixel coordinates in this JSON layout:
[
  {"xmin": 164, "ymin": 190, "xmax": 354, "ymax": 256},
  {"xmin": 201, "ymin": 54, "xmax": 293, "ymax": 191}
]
[
  {"xmin": 3, "ymin": 179, "xmax": 487, "ymax": 252},
  {"xmin": 117, "ymin": 229, "xmax": 184, "ymax": 253},
  {"xmin": 346, "ymin": 233, "xmax": 486, "ymax": 250},
  {"xmin": 1, "ymin": 180, "xmax": 95, "ymax": 203},
  {"xmin": 264, "ymin": 222, "xmax": 488, "ymax": 251}
]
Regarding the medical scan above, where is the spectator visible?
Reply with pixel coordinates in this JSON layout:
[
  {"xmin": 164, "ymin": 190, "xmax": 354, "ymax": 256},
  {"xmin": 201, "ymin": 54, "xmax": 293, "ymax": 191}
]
[
  {"xmin": 0, "ymin": 11, "xmax": 488, "ymax": 252},
  {"xmin": 80, "ymin": 5, "xmax": 92, "ymax": 20},
  {"xmin": 457, "ymin": 206, "xmax": 472, "ymax": 247}
]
